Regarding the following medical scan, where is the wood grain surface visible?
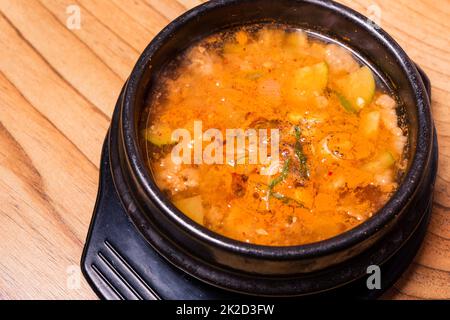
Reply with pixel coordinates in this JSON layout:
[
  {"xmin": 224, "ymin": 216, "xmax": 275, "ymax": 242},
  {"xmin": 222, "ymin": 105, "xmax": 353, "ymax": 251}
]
[{"xmin": 0, "ymin": 0, "xmax": 448, "ymax": 300}]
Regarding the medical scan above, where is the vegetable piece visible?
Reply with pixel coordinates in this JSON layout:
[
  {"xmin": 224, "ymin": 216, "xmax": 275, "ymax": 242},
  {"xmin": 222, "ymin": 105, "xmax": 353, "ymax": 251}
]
[
  {"xmin": 263, "ymin": 158, "xmax": 291, "ymax": 211},
  {"xmin": 360, "ymin": 111, "xmax": 381, "ymax": 138},
  {"xmin": 294, "ymin": 126, "xmax": 310, "ymax": 179},
  {"xmin": 336, "ymin": 66, "xmax": 376, "ymax": 111},
  {"xmin": 268, "ymin": 158, "xmax": 291, "ymax": 191},
  {"xmin": 292, "ymin": 62, "xmax": 329, "ymax": 95},
  {"xmin": 143, "ymin": 123, "xmax": 174, "ymax": 146},
  {"xmin": 284, "ymin": 30, "xmax": 308, "ymax": 49},
  {"xmin": 174, "ymin": 196, "xmax": 204, "ymax": 225},
  {"xmin": 337, "ymin": 93, "xmax": 357, "ymax": 113},
  {"xmin": 363, "ymin": 151, "xmax": 395, "ymax": 173},
  {"xmin": 293, "ymin": 187, "xmax": 314, "ymax": 208}
]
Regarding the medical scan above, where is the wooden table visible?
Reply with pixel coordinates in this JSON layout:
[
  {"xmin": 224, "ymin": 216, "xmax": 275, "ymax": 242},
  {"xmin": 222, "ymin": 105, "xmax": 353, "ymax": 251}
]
[{"xmin": 0, "ymin": 0, "xmax": 448, "ymax": 300}]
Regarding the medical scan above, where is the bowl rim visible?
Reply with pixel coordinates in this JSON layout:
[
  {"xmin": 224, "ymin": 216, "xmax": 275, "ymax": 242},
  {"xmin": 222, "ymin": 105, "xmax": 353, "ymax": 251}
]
[{"xmin": 120, "ymin": 0, "xmax": 433, "ymax": 260}]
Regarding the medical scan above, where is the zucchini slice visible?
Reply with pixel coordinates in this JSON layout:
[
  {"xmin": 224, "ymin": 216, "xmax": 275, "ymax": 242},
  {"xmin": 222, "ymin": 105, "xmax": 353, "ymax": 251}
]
[
  {"xmin": 363, "ymin": 151, "xmax": 395, "ymax": 173},
  {"xmin": 143, "ymin": 123, "xmax": 174, "ymax": 146},
  {"xmin": 174, "ymin": 195, "xmax": 204, "ymax": 225},
  {"xmin": 293, "ymin": 62, "xmax": 329, "ymax": 95},
  {"xmin": 337, "ymin": 66, "xmax": 376, "ymax": 112}
]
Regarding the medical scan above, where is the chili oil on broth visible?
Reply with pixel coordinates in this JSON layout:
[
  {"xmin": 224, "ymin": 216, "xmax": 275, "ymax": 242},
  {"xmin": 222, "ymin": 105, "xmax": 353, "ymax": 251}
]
[{"xmin": 140, "ymin": 25, "xmax": 409, "ymax": 247}]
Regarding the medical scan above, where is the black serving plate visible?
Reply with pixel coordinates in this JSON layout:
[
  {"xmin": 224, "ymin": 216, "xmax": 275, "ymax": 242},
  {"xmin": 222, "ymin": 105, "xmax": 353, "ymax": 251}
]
[{"xmin": 81, "ymin": 67, "xmax": 438, "ymax": 300}]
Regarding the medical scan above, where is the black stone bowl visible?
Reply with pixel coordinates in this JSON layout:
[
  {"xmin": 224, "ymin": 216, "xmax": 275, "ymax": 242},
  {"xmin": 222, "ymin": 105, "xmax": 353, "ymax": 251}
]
[{"xmin": 90, "ymin": 0, "xmax": 438, "ymax": 297}]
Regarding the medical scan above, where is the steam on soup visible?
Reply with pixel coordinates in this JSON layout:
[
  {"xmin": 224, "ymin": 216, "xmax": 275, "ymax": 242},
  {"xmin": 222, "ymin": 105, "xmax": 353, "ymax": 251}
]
[{"xmin": 141, "ymin": 25, "xmax": 408, "ymax": 246}]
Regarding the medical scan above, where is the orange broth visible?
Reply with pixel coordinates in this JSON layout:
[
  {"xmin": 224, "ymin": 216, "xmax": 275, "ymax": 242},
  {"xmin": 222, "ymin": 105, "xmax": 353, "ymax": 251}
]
[{"xmin": 141, "ymin": 25, "xmax": 408, "ymax": 246}]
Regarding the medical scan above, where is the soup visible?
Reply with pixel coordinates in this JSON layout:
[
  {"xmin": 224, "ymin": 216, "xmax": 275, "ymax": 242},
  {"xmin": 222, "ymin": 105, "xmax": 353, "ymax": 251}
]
[{"xmin": 141, "ymin": 25, "xmax": 408, "ymax": 246}]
